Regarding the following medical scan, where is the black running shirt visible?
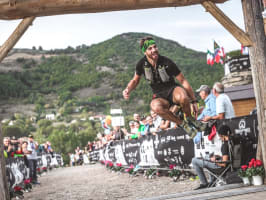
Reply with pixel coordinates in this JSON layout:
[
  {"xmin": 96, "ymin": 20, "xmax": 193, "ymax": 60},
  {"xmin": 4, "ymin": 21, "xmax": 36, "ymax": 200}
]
[{"xmin": 135, "ymin": 55, "xmax": 181, "ymax": 94}]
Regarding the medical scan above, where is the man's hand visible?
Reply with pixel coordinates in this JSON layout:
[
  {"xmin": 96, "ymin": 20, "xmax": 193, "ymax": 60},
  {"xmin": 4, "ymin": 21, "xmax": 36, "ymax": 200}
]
[
  {"xmin": 123, "ymin": 88, "xmax": 130, "ymax": 100},
  {"xmin": 191, "ymin": 103, "xmax": 198, "ymax": 118},
  {"xmin": 203, "ymin": 116, "xmax": 211, "ymax": 122}
]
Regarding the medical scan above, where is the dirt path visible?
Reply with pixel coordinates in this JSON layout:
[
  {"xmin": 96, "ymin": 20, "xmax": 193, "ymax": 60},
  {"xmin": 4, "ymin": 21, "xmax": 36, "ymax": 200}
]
[{"xmin": 23, "ymin": 164, "xmax": 199, "ymax": 200}]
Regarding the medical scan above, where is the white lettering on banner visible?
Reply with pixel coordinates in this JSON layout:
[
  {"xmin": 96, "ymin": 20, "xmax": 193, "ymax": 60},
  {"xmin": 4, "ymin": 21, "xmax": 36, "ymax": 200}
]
[
  {"xmin": 176, "ymin": 135, "xmax": 185, "ymax": 140},
  {"xmin": 235, "ymin": 119, "xmax": 251, "ymax": 136},
  {"xmin": 180, "ymin": 145, "xmax": 185, "ymax": 156},
  {"xmin": 161, "ymin": 137, "xmax": 166, "ymax": 143},
  {"xmin": 154, "ymin": 135, "xmax": 160, "ymax": 149},
  {"xmin": 125, "ymin": 142, "xmax": 140, "ymax": 148},
  {"xmin": 139, "ymin": 140, "xmax": 159, "ymax": 166},
  {"xmin": 114, "ymin": 144, "xmax": 128, "ymax": 165},
  {"xmin": 168, "ymin": 148, "xmax": 172, "ymax": 156}
]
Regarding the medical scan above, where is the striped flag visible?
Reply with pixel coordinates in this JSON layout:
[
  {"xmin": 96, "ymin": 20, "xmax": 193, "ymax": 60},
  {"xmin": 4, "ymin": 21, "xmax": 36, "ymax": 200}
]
[{"xmin": 207, "ymin": 50, "xmax": 214, "ymax": 66}]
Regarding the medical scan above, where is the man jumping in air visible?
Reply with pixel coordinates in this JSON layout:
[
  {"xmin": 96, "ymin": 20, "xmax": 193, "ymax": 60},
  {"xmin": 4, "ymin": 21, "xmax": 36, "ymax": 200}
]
[{"xmin": 122, "ymin": 36, "xmax": 205, "ymax": 137}]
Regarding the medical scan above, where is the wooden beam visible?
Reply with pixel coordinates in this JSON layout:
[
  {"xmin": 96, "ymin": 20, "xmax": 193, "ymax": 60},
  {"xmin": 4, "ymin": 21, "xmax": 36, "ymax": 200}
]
[
  {"xmin": 0, "ymin": 16, "xmax": 35, "ymax": 63},
  {"xmin": 0, "ymin": 0, "xmax": 228, "ymax": 20},
  {"xmin": 202, "ymin": 1, "xmax": 252, "ymax": 46},
  {"xmin": 241, "ymin": 0, "xmax": 266, "ymax": 168},
  {"xmin": 0, "ymin": 125, "xmax": 10, "ymax": 200}
]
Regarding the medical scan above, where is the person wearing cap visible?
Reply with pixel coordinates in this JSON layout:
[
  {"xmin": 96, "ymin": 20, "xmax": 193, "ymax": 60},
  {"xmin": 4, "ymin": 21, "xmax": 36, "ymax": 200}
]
[
  {"xmin": 196, "ymin": 85, "xmax": 216, "ymax": 121},
  {"xmin": 203, "ymin": 82, "xmax": 235, "ymax": 121},
  {"xmin": 192, "ymin": 124, "xmax": 231, "ymax": 190},
  {"xmin": 27, "ymin": 134, "xmax": 40, "ymax": 184},
  {"xmin": 122, "ymin": 36, "xmax": 205, "ymax": 137}
]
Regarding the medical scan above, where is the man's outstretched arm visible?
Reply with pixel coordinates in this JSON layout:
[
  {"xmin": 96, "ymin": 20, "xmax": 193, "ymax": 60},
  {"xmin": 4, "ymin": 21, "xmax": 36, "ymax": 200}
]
[
  {"xmin": 175, "ymin": 73, "xmax": 196, "ymax": 102},
  {"xmin": 122, "ymin": 73, "xmax": 141, "ymax": 100},
  {"xmin": 175, "ymin": 73, "xmax": 198, "ymax": 117}
]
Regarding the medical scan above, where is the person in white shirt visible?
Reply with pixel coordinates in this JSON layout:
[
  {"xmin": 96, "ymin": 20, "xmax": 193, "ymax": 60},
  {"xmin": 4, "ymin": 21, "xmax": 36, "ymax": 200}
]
[
  {"xmin": 27, "ymin": 134, "xmax": 39, "ymax": 184},
  {"xmin": 204, "ymin": 82, "xmax": 235, "ymax": 121}
]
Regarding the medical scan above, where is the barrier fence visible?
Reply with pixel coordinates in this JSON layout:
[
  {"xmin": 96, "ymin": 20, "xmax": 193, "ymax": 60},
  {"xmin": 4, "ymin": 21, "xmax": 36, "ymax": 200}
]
[
  {"xmin": 5, "ymin": 153, "xmax": 63, "ymax": 194},
  {"xmin": 91, "ymin": 114, "xmax": 258, "ymax": 169}
]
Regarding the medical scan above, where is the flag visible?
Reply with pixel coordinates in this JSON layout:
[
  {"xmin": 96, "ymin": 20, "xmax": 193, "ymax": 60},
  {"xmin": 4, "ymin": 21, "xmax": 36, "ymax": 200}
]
[
  {"xmin": 241, "ymin": 44, "xmax": 249, "ymax": 55},
  {"xmin": 207, "ymin": 50, "xmax": 214, "ymax": 66},
  {"xmin": 213, "ymin": 40, "xmax": 226, "ymax": 64}
]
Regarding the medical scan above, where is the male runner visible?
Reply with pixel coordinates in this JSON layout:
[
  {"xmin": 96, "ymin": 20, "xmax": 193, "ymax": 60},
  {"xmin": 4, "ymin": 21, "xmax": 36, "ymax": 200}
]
[{"xmin": 122, "ymin": 36, "xmax": 206, "ymax": 137}]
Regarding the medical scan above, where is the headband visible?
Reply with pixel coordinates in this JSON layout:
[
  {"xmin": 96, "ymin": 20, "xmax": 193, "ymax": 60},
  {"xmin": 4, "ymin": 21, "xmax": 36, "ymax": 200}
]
[{"xmin": 141, "ymin": 39, "xmax": 156, "ymax": 53}]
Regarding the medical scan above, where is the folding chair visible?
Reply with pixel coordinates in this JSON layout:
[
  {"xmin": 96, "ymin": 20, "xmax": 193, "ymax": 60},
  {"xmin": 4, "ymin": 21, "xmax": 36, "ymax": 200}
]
[{"xmin": 204, "ymin": 138, "xmax": 240, "ymax": 188}]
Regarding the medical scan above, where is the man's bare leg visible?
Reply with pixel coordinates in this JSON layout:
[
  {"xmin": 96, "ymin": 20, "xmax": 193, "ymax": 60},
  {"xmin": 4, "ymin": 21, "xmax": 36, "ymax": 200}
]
[
  {"xmin": 172, "ymin": 87, "xmax": 192, "ymax": 117},
  {"xmin": 172, "ymin": 86, "xmax": 206, "ymax": 131},
  {"xmin": 150, "ymin": 98, "xmax": 182, "ymax": 125}
]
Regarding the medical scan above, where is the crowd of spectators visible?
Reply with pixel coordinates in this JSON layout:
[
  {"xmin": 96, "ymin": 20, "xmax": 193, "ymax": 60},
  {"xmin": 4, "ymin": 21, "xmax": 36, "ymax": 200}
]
[{"xmin": 3, "ymin": 134, "xmax": 54, "ymax": 184}]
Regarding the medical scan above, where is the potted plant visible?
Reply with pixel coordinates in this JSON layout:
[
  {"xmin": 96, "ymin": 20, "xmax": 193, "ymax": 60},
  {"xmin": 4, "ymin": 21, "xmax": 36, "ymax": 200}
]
[
  {"xmin": 144, "ymin": 168, "xmax": 157, "ymax": 179},
  {"xmin": 238, "ymin": 165, "xmax": 250, "ymax": 185},
  {"xmin": 247, "ymin": 158, "xmax": 264, "ymax": 185},
  {"xmin": 168, "ymin": 164, "xmax": 181, "ymax": 182},
  {"xmin": 114, "ymin": 163, "xmax": 123, "ymax": 173}
]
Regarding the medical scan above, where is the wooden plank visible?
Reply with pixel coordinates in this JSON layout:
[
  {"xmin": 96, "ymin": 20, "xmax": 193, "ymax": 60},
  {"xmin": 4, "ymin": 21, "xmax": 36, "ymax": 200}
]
[
  {"xmin": 232, "ymin": 99, "xmax": 256, "ymax": 117},
  {"xmin": 241, "ymin": 0, "xmax": 266, "ymax": 169},
  {"xmin": 139, "ymin": 184, "xmax": 244, "ymax": 200},
  {"xmin": 0, "ymin": 16, "xmax": 35, "ymax": 63},
  {"xmin": 0, "ymin": 124, "xmax": 10, "ymax": 200},
  {"xmin": 201, "ymin": 1, "xmax": 252, "ymax": 46},
  {"xmin": 0, "ymin": 0, "xmax": 228, "ymax": 20}
]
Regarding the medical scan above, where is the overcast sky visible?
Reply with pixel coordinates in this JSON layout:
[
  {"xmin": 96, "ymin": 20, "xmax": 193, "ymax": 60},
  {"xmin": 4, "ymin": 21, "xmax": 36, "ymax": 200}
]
[{"xmin": 0, "ymin": 0, "xmax": 245, "ymax": 53}]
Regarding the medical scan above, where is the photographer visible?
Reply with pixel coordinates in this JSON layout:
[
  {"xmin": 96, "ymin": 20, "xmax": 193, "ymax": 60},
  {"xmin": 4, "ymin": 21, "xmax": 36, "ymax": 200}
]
[{"xmin": 27, "ymin": 134, "xmax": 40, "ymax": 184}]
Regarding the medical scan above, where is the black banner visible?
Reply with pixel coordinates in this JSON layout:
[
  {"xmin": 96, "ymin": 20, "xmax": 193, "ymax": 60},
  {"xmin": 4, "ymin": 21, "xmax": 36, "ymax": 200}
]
[{"xmin": 97, "ymin": 114, "xmax": 258, "ymax": 168}]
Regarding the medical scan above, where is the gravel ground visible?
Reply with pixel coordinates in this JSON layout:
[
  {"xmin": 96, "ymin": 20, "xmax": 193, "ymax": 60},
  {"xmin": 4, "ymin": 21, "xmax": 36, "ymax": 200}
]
[{"xmin": 23, "ymin": 164, "xmax": 199, "ymax": 200}]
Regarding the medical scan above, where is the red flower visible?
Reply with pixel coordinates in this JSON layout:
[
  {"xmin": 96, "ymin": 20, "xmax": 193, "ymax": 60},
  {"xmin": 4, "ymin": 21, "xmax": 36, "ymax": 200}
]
[
  {"xmin": 24, "ymin": 179, "xmax": 31, "ymax": 184},
  {"xmin": 169, "ymin": 164, "xmax": 176, "ymax": 170},
  {"xmin": 14, "ymin": 186, "xmax": 22, "ymax": 191},
  {"xmin": 241, "ymin": 165, "xmax": 248, "ymax": 170},
  {"xmin": 256, "ymin": 160, "xmax": 263, "ymax": 166},
  {"xmin": 116, "ymin": 163, "xmax": 122, "ymax": 167}
]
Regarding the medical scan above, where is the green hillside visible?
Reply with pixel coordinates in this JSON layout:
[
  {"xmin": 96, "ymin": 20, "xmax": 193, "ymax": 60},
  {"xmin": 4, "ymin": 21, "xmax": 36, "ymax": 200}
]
[{"xmin": 0, "ymin": 32, "xmax": 224, "ymax": 116}]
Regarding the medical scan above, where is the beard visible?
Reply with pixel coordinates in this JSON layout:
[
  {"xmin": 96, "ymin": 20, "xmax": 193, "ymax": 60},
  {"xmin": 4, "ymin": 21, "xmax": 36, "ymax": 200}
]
[{"xmin": 147, "ymin": 51, "xmax": 159, "ymax": 60}]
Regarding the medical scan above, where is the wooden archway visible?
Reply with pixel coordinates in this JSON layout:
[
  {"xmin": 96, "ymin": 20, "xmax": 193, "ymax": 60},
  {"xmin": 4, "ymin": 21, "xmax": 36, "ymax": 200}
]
[{"xmin": 0, "ymin": 1, "xmax": 265, "ymax": 199}]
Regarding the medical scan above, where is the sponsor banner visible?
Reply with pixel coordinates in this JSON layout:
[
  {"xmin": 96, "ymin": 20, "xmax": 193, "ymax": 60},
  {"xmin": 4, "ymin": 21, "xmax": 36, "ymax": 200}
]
[{"xmin": 96, "ymin": 115, "xmax": 258, "ymax": 168}]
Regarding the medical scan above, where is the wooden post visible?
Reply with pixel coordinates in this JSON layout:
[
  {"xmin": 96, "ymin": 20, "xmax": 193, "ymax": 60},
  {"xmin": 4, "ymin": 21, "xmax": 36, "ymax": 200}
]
[
  {"xmin": 241, "ymin": 0, "xmax": 266, "ymax": 167},
  {"xmin": 0, "ymin": 124, "xmax": 10, "ymax": 200},
  {"xmin": 201, "ymin": 1, "xmax": 252, "ymax": 46},
  {"xmin": 0, "ymin": 16, "xmax": 35, "ymax": 63}
]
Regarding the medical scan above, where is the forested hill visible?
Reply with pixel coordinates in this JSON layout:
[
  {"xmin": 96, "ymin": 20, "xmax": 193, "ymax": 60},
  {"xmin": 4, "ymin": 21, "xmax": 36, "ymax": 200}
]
[{"xmin": 0, "ymin": 32, "xmax": 223, "ymax": 117}]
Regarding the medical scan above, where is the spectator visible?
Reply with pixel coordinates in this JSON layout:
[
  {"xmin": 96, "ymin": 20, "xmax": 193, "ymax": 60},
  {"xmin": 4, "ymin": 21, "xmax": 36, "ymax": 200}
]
[
  {"xmin": 131, "ymin": 121, "xmax": 142, "ymax": 139},
  {"xmin": 192, "ymin": 125, "xmax": 231, "ymax": 189},
  {"xmin": 196, "ymin": 85, "xmax": 216, "ymax": 121},
  {"xmin": 133, "ymin": 113, "xmax": 142, "ymax": 124},
  {"xmin": 144, "ymin": 115, "xmax": 157, "ymax": 136},
  {"xmin": 112, "ymin": 126, "xmax": 125, "ymax": 141},
  {"xmin": 3, "ymin": 137, "xmax": 14, "ymax": 158},
  {"xmin": 150, "ymin": 110, "xmax": 162, "ymax": 131},
  {"xmin": 69, "ymin": 153, "xmax": 75, "ymax": 167},
  {"xmin": 159, "ymin": 119, "xmax": 170, "ymax": 130},
  {"xmin": 122, "ymin": 121, "xmax": 135, "ymax": 140},
  {"xmin": 204, "ymin": 82, "xmax": 235, "ymax": 121},
  {"xmin": 27, "ymin": 134, "xmax": 40, "ymax": 184}
]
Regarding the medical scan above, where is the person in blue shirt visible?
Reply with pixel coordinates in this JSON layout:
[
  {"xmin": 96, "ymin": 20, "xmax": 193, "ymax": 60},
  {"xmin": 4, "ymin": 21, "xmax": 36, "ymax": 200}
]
[
  {"xmin": 193, "ymin": 85, "xmax": 216, "ymax": 144},
  {"xmin": 196, "ymin": 85, "xmax": 216, "ymax": 121}
]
